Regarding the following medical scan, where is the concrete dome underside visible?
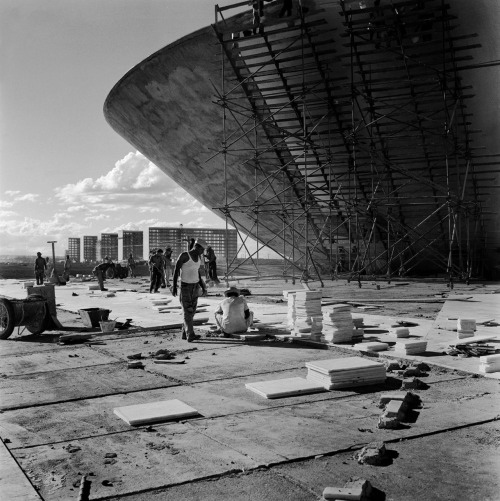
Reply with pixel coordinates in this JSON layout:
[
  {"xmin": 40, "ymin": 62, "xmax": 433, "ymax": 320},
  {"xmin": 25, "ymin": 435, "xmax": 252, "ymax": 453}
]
[{"xmin": 104, "ymin": 0, "xmax": 500, "ymax": 280}]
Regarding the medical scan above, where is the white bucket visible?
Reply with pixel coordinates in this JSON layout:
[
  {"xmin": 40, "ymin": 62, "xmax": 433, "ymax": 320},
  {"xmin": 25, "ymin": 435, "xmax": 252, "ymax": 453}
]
[{"xmin": 99, "ymin": 320, "xmax": 116, "ymax": 333}]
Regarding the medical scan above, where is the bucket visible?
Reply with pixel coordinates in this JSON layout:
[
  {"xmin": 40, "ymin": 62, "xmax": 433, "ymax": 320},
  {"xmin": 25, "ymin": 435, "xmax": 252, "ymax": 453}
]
[
  {"xmin": 79, "ymin": 308, "xmax": 110, "ymax": 327},
  {"xmin": 99, "ymin": 320, "xmax": 116, "ymax": 333}
]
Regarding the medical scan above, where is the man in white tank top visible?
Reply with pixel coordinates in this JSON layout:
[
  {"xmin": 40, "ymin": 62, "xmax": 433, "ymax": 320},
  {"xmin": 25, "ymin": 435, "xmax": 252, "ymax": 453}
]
[{"xmin": 172, "ymin": 238, "xmax": 207, "ymax": 342}]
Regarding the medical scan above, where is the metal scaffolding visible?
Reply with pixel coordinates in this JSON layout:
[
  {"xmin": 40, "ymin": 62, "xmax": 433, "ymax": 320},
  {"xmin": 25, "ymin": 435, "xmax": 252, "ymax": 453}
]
[{"xmin": 210, "ymin": 0, "xmax": 498, "ymax": 285}]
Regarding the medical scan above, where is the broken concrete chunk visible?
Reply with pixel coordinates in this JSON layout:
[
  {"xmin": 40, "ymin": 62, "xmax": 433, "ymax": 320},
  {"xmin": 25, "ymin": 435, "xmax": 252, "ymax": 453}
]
[
  {"xmin": 377, "ymin": 412, "xmax": 401, "ymax": 429},
  {"xmin": 413, "ymin": 362, "xmax": 430, "ymax": 372},
  {"xmin": 356, "ymin": 442, "xmax": 387, "ymax": 465},
  {"xmin": 384, "ymin": 399, "xmax": 407, "ymax": 420},
  {"xmin": 127, "ymin": 360, "xmax": 144, "ymax": 369},
  {"xmin": 401, "ymin": 377, "xmax": 428, "ymax": 390},
  {"xmin": 402, "ymin": 367, "xmax": 423, "ymax": 377},
  {"xmin": 378, "ymin": 392, "xmax": 408, "ymax": 407},
  {"xmin": 324, "ymin": 478, "xmax": 373, "ymax": 500},
  {"xmin": 385, "ymin": 361, "xmax": 401, "ymax": 371}
]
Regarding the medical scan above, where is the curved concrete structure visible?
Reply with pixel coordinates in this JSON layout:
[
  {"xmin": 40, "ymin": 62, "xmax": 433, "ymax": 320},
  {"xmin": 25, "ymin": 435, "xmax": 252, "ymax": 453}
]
[{"xmin": 104, "ymin": 0, "xmax": 500, "ymax": 278}]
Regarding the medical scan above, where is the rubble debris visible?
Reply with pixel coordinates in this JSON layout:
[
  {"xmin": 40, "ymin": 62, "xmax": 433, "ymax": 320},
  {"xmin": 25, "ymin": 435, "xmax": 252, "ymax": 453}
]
[
  {"xmin": 402, "ymin": 366, "xmax": 424, "ymax": 377},
  {"xmin": 413, "ymin": 362, "xmax": 430, "ymax": 372},
  {"xmin": 152, "ymin": 349, "xmax": 175, "ymax": 360},
  {"xmin": 385, "ymin": 361, "xmax": 402, "ymax": 372},
  {"xmin": 401, "ymin": 377, "xmax": 428, "ymax": 390},
  {"xmin": 127, "ymin": 353, "xmax": 143, "ymax": 360},
  {"xmin": 127, "ymin": 360, "xmax": 144, "ymax": 369},
  {"xmin": 394, "ymin": 327, "xmax": 410, "ymax": 338},
  {"xmin": 377, "ymin": 413, "xmax": 401, "ymax": 429},
  {"xmin": 355, "ymin": 442, "xmax": 387, "ymax": 465},
  {"xmin": 323, "ymin": 477, "xmax": 373, "ymax": 500},
  {"xmin": 446, "ymin": 343, "xmax": 497, "ymax": 357},
  {"xmin": 65, "ymin": 444, "xmax": 81, "ymax": 453},
  {"xmin": 104, "ymin": 453, "xmax": 117, "ymax": 458}
]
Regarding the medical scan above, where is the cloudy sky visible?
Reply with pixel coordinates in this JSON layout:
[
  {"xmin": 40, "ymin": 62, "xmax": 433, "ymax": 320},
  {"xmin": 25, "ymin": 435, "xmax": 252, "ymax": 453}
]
[{"xmin": 0, "ymin": 0, "xmax": 238, "ymax": 257}]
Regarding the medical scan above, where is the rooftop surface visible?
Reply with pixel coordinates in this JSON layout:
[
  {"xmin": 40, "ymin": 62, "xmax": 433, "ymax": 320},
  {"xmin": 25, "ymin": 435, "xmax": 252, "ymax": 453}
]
[{"xmin": 0, "ymin": 276, "xmax": 499, "ymax": 500}]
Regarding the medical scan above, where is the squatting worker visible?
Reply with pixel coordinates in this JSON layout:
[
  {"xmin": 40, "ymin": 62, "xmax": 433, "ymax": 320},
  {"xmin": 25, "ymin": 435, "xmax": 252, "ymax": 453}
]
[
  {"xmin": 215, "ymin": 286, "xmax": 253, "ymax": 335},
  {"xmin": 92, "ymin": 256, "xmax": 113, "ymax": 292},
  {"xmin": 172, "ymin": 238, "xmax": 207, "ymax": 342},
  {"xmin": 34, "ymin": 252, "xmax": 47, "ymax": 285}
]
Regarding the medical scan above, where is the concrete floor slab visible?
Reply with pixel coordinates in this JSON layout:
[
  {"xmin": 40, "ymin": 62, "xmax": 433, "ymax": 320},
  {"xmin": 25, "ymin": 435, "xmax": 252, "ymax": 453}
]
[
  {"xmin": 275, "ymin": 421, "xmax": 500, "ymax": 501},
  {"xmin": 11, "ymin": 423, "xmax": 258, "ymax": 500},
  {"xmin": 0, "ymin": 364, "xmax": 179, "ymax": 411},
  {"xmin": 0, "ymin": 346, "xmax": 121, "ymax": 376},
  {"xmin": 0, "ymin": 338, "xmax": 64, "ymax": 357},
  {"xmin": 186, "ymin": 391, "xmax": 499, "ymax": 464},
  {"xmin": 0, "ymin": 440, "xmax": 41, "ymax": 501},
  {"xmin": 103, "ymin": 468, "xmax": 316, "ymax": 501}
]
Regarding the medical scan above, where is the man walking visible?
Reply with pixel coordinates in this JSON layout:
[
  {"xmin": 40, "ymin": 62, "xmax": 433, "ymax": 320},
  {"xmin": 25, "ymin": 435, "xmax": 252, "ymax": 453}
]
[
  {"xmin": 204, "ymin": 244, "xmax": 220, "ymax": 283},
  {"xmin": 34, "ymin": 252, "xmax": 47, "ymax": 285},
  {"xmin": 164, "ymin": 246, "xmax": 173, "ymax": 286},
  {"xmin": 149, "ymin": 248, "xmax": 164, "ymax": 293},
  {"xmin": 172, "ymin": 238, "xmax": 207, "ymax": 342}
]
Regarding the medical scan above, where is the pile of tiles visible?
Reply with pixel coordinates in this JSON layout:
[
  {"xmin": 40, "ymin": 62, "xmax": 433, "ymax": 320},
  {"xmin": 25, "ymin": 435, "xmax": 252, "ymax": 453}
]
[
  {"xmin": 321, "ymin": 304, "xmax": 354, "ymax": 343},
  {"xmin": 479, "ymin": 354, "xmax": 500, "ymax": 373},
  {"xmin": 305, "ymin": 356, "xmax": 386, "ymax": 389},
  {"xmin": 394, "ymin": 339, "xmax": 427, "ymax": 355},
  {"xmin": 457, "ymin": 318, "xmax": 476, "ymax": 339},
  {"xmin": 287, "ymin": 290, "xmax": 323, "ymax": 339}
]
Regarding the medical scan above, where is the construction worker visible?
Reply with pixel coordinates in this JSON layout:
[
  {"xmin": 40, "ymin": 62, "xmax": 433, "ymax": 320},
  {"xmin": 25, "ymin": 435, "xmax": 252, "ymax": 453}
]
[
  {"xmin": 204, "ymin": 244, "xmax": 220, "ymax": 283},
  {"xmin": 149, "ymin": 248, "xmax": 164, "ymax": 293},
  {"xmin": 127, "ymin": 253, "xmax": 136, "ymax": 278},
  {"xmin": 92, "ymin": 256, "xmax": 113, "ymax": 291},
  {"xmin": 63, "ymin": 255, "xmax": 71, "ymax": 282},
  {"xmin": 172, "ymin": 238, "xmax": 207, "ymax": 342},
  {"xmin": 34, "ymin": 252, "xmax": 47, "ymax": 285},
  {"xmin": 164, "ymin": 246, "xmax": 173, "ymax": 286},
  {"xmin": 215, "ymin": 286, "xmax": 253, "ymax": 335}
]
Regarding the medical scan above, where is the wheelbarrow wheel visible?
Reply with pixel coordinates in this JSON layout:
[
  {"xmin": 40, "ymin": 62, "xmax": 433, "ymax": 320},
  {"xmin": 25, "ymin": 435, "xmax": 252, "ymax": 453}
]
[
  {"xmin": 0, "ymin": 298, "xmax": 15, "ymax": 339},
  {"xmin": 26, "ymin": 306, "xmax": 49, "ymax": 335}
]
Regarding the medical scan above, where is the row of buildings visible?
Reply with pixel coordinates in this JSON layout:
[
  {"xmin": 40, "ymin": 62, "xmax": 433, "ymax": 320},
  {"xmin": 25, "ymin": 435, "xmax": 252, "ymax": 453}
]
[{"xmin": 67, "ymin": 227, "xmax": 238, "ymax": 263}]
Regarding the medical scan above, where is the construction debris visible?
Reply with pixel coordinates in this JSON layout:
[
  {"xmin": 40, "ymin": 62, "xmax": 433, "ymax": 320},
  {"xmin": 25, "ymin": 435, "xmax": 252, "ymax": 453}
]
[
  {"xmin": 378, "ymin": 391, "xmax": 422, "ymax": 429},
  {"xmin": 355, "ymin": 442, "xmax": 387, "ymax": 465},
  {"xmin": 323, "ymin": 477, "xmax": 373, "ymax": 500}
]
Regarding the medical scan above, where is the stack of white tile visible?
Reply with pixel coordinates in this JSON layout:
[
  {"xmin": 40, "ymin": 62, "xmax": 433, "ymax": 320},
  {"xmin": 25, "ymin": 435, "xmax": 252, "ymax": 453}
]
[
  {"xmin": 321, "ymin": 304, "xmax": 354, "ymax": 343},
  {"xmin": 287, "ymin": 290, "xmax": 323, "ymax": 338},
  {"xmin": 394, "ymin": 327, "xmax": 410, "ymax": 338},
  {"xmin": 305, "ymin": 356, "xmax": 386, "ymax": 389},
  {"xmin": 394, "ymin": 339, "xmax": 427, "ymax": 355},
  {"xmin": 479, "ymin": 354, "xmax": 500, "ymax": 373},
  {"xmin": 457, "ymin": 318, "xmax": 476, "ymax": 339}
]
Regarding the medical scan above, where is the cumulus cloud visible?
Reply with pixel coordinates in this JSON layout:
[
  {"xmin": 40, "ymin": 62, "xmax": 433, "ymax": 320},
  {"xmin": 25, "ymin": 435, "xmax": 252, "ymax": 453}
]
[
  {"xmin": 4, "ymin": 190, "xmax": 20, "ymax": 197},
  {"xmin": 0, "ymin": 200, "xmax": 14, "ymax": 208},
  {"xmin": 55, "ymin": 151, "xmax": 178, "ymax": 207},
  {"xmin": 16, "ymin": 193, "xmax": 39, "ymax": 202}
]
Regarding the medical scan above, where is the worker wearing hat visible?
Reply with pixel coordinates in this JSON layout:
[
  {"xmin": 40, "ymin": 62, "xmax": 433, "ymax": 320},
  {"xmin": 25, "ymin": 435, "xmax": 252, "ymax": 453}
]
[
  {"xmin": 215, "ymin": 286, "xmax": 253, "ymax": 335},
  {"xmin": 172, "ymin": 238, "xmax": 207, "ymax": 342},
  {"xmin": 34, "ymin": 252, "xmax": 47, "ymax": 285}
]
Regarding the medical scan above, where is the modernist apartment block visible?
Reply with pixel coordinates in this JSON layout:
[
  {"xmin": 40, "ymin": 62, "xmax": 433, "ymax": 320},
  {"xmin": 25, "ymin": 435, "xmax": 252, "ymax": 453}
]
[
  {"xmin": 83, "ymin": 236, "xmax": 98, "ymax": 263},
  {"xmin": 120, "ymin": 230, "xmax": 144, "ymax": 260},
  {"xmin": 100, "ymin": 233, "xmax": 119, "ymax": 261},
  {"xmin": 148, "ymin": 227, "xmax": 237, "ymax": 261},
  {"xmin": 67, "ymin": 237, "xmax": 81, "ymax": 262}
]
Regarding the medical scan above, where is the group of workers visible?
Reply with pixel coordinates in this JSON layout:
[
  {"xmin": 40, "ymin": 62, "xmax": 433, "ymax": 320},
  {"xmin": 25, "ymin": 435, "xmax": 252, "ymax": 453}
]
[
  {"xmin": 34, "ymin": 252, "xmax": 72, "ymax": 285},
  {"xmin": 34, "ymin": 239, "xmax": 252, "ymax": 344}
]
